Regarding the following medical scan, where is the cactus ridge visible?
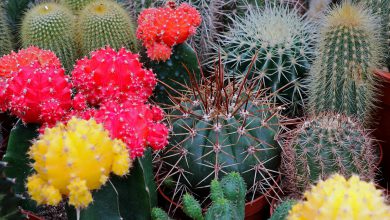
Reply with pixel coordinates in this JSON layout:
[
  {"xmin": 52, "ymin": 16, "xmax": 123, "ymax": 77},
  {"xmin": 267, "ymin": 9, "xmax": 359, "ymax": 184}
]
[
  {"xmin": 214, "ymin": 4, "xmax": 316, "ymax": 115},
  {"xmin": 21, "ymin": 2, "xmax": 78, "ymax": 72},
  {"xmin": 282, "ymin": 112, "xmax": 377, "ymax": 194},
  {"xmin": 308, "ymin": 2, "xmax": 384, "ymax": 124},
  {"xmin": 77, "ymin": 0, "xmax": 138, "ymax": 55}
]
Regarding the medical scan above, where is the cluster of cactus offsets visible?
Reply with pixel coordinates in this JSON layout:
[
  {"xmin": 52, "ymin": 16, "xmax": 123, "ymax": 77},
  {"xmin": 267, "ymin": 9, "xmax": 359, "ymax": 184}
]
[
  {"xmin": 71, "ymin": 47, "xmax": 156, "ymax": 106},
  {"xmin": 269, "ymin": 199, "xmax": 297, "ymax": 220},
  {"xmin": 0, "ymin": 47, "xmax": 72, "ymax": 125},
  {"xmin": 59, "ymin": 0, "xmax": 96, "ymax": 12},
  {"xmin": 0, "ymin": 2, "xmax": 12, "ymax": 57},
  {"xmin": 288, "ymin": 174, "xmax": 390, "ymax": 220},
  {"xmin": 183, "ymin": 172, "xmax": 246, "ymax": 220},
  {"xmin": 78, "ymin": 100, "xmax": 169, "ymax": 158},
  {"xmin": 308, "ymin": 2, "xmax": 384, "ymax": 124},
  {"xmin": 216, "ymin": 4, "xmax": 315, "ymax": 115},
  {"xmin": 0, "ymin": 161, "xmax": 24, "ymax": 220},
  {"xmin": 136, "ymin": 2, "xmax": 201, "ymax": 61},
  {"xmin": 21, "ymin": 2, "xmax": 78, "ymax": 72},
  {"xmin": 26, "ymin": 117, "xmax": 132, "ymax": 209},
  {"xmin": 77, "ymin": 0, "xmax": 138, "ymax": 56},
  {"xmin": 282, "ymin": 112, "xmax": 377, "ymax": 194},
  {"xmin": 156, "ymin": 62, "xmax": 284, "ymax": 202}
]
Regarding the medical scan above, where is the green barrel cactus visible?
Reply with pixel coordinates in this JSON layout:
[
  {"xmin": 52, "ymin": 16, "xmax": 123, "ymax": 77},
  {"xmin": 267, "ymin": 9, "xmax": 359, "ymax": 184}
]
[
  {"xmin": 21, "ymin": 2, "xmax": 77, "ymax": 71},
  {"xmin": 282, "ymin": 112, "xmax": 378, "ymax": 194},
  {"xmin": 156, "ymin": 62, "xmax": 283, "ymax": 203},
  {"xmin": 216, "ymin": 4, "xmax": 315, "ymax": 116},
  {"xmin": 269, "ymin": 199, "xmax": 297, "ymax": 220},
  {"xmin": 0, "ymin": 161, "xmax": 25, "ymax": 220},
  {"xmin": 77, "ymin": 0, "xmax": 138, "ymax": 56},
  {"xmin": 59, "ymin": 0, "xmax": 96, "ymax": 12},
  {"xmin": 0, "ymin": 2, "xmax": 12, "ymax": 56},
  {"xmin": 308, "ymin": 2, "xmax": 384, "ymax": 124}
]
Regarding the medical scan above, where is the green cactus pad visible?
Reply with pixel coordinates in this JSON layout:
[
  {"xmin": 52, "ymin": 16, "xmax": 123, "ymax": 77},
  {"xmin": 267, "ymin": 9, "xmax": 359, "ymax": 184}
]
[
  {"xmin": 282, "ymin": 113, "xmax": 377, "ymax": 194},
  {"xmin": 77, "ymin": 0, "xmax": 138, "ymax": 56},
  {"xmin": 21, "ymin": 2, "xmax": 77, "ymax": 72}
]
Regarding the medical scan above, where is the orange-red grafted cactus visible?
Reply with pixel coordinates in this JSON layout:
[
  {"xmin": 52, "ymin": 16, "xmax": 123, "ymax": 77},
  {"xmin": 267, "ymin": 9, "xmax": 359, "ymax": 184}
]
[
  {"xmin": 71, "ymin": 47, "xmax": 157, "ymax": 106},
  {"xmin": 136, "ymin": 2, "xmax": 201, "ymax": 61}
]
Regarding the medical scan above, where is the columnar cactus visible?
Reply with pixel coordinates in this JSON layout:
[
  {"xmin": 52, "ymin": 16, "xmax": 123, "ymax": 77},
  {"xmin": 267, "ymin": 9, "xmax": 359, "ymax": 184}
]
[
  {"xmin": 0, "ymin": 2, "xmax": 12, "ymax": 57},
  {"xmin": 77, "ymin": 0, "xmax": 138, "ymax": 55},
  {"xmin": 282, "ymin": 112, "xmax": 377, "ymax": 194},
  {"xmin": 156, "ymin": 62, "xmax": 284, "ymax": 203},
  {"xmin": 59, "ymin": 0, "xmax": 96, "ymax": 12},
  {"xmin": 0, "ymin": 161, "xmax": 24, "ymax": 219},
  {"xmin": 26, "ymin": 117, "xmax": 132, "ymax": 209},
  {"xmin": 288, "ymin": 174, "xmax": 390, "ymax": 219},
  {"xmin": 216, "ymin": 4, "xmax": 315, "ymax": 115},
  {"xmin": 182, "ymin": 172, "xmax": 246, "ymax": 220},
  {"xmin": 308, "ymin": 2, "xmax": 384, "ymax": 124},
  {"xmin": 137, "ymin": 2, "xmax": 201, "ymax": 61},
  {"xmin": 21, "ymin": 2, "xmax": 77, "ymax": 71},
  {"xmin": 269, "ymin": 199, "xmax": 297, "ymax": 220}
]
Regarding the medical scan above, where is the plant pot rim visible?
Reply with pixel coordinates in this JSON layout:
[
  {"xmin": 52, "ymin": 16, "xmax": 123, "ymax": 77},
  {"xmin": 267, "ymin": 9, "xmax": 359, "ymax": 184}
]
[{"xmin": 158, "ymin": 174, "xmax": 281, "ymax": 216}]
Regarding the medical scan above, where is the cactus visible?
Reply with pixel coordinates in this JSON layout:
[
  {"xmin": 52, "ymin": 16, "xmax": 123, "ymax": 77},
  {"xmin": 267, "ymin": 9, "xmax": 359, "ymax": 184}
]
[
  {"xmin": 0, "ymin": 161, "xmax": 24, "ymax": 220},
  {"xmin": 156, "ymin": 59, "xmax": 284, "ymax": 205},
  {"xmin": 282, "ymin": 112, "xmax": 378, "ymax": 194},
  {"xmin": 21, "ymin": 2, "xmax": 78, "ymax": 71},
  {"xmin": 182, "ymin": 172, "xmax": 246, "ymax": 220},
  {"xmin": 308, "ymin": 2, "xmax": 384, "ymax": 124},
  {"xmin": 152, "ymin": 208, "xmax": 172, "ymax": 220},
  {"xmin": 77, "ymin": 0, "xmax": 138, "ymax": 56},
  {"xmin": 59, "ymin": 0, "xmax": 96, "ymax": 12},
  {"xmin": 288, "ymin": 174, "xmax": 390, "ymax": 219},
  {"xmin": 269, "ymin": 199, "xmax": 297, "ymax": 220},
  {"xmin": 26, "ymin": 117, "xmax": 132, "ymax": 209},
  {"xmin": 0, "ymin": 2, "xmax": 12, "ymax": 57},
  {"xmin": 216, "ymin": 4, "xmax": 315, "ymax": 116}
]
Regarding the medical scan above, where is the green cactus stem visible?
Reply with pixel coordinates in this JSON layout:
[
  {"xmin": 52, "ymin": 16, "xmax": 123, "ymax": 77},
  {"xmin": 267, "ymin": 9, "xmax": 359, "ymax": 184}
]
[
  {"xmin": 269, "ymin": 199, "xmax": 297, "ymax": 220},
  {"xmin": 0, "ymin": 2, "xmax": 12, "ymax": 56}
]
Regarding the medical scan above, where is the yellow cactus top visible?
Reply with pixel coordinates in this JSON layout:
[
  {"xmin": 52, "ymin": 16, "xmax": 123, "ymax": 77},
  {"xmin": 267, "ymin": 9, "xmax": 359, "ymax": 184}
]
[
  {"xmin": 288, "ymin": 174, "xmax": 390, "ymax": 220},
  {"xmin": 26, "ymin": 117, "xmax": 132, "ymax": 208}
]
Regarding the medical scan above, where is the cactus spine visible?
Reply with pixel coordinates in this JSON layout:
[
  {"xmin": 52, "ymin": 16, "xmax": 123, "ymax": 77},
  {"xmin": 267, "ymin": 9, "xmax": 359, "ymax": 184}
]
[
  {"xmin": 216, "ymin": 4, "xmax": 315, "ymax": 116},
  {"xmin": 77, "ymin": 0, "xmax": 138, "ymax": 55},
  {"xmin": 0, "ymin": 3, "xmax": 12, "ymax": 56},
  {"xmin": 308, "ymin": 2, "xmax": 384, "ymax": 124},
  {"xmin": 21, "ymin": 2, "xmax": 78, "ymax": 72},
  {"xmin": 182, "ymin": 172, "xmax": 246, "ymax": 220},
  {"xmin": 157, "ymin": 61, "xmax": 283, "ymax": 204},
  {"xmin": 60, "ymin": 0, "xmax": 96, "ymax": 12},
  {"xmin": 288, "ymin": 174, "xmax": 390, "ymax": 220},
  {"xmin": 282, "ymin": 112, "xmax": 377, "ymax": 194}
]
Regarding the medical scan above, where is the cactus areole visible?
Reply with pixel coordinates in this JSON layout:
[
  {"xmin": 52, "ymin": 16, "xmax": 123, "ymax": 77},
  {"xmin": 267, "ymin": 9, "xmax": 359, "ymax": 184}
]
[{"xmin": 159, "ymin": 63, "xmax": 283, "ymax": 199}]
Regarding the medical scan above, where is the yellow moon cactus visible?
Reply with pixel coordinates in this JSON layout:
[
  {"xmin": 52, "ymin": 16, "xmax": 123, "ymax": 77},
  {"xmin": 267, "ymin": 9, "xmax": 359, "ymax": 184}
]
[
  {"xmin": 288, "ymin": 174, "xmax": 390, "ymax": 220},
  {"xmin": 26, "ymin": 117, "xmax": 132, "ymax": 208}
]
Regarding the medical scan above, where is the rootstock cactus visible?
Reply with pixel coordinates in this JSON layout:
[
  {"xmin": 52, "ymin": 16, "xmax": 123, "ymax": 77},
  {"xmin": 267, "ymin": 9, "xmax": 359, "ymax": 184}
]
[
  {"xmin": 282, "ymin": 112, "xmax": 377, "ymax": 194},
  {"xmin": 156, "ymin": 61, "xmax": 284, "ymax": 202}
]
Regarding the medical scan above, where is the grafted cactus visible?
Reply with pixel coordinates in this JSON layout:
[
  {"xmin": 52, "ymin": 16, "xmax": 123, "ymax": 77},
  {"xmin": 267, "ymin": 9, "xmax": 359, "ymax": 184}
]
[
  {"xmin": 308, "ymin": 2, "xmax": 385, "ymax": 124},
  {"xmin": 282, "ymin": 112, "xmax": 378, "ymax": 194},
  {"xmin": 216, "ymin": 4, "xmax": 315, "ymax": 116},
  {"xmin": 156, "ymin": 60, "xmax": 284, "ymax": 206}
]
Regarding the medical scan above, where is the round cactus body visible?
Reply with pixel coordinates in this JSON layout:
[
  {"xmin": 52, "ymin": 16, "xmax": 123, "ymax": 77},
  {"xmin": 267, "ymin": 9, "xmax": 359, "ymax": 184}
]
[
  {"xmin": 21, "ymin": 2, "xmax": 77, "ymax": 72},
  {"xmin": 0, "ymin": 3, "xmax": 12, "ymax": 57},
  {"xmin": 77, "ymin": 0, "xmax": 138, "ymax": 55},
  {"xmin": 60, "ymin": 0, "xmax": 96, "ymax": 12},
  {"xmin": 26, "ymin": 117, "xmax": 132, "ymax": 209},
  {"xmin": 282, "ymin": 113, "xmax": 377, "ymax": 194},
  {"xmin": 158, "ymin": 65, "xmax": 283, "ymax": 201},
  {"xmin": 216, "ymin": 4, "xmax": 315, "ymax": 115},
  {"xmin": 288, "ymin": 174, "xmax": 390, "ymax": 220},
  {"xmin": 308, "ymin": 2, "xmax": 384, "ymax": 124}
]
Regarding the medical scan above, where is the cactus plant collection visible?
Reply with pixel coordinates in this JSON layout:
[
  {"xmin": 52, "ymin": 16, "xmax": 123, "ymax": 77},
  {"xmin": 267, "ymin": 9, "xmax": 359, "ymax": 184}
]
[{"xmin": 1, "ymin": 0, "xmax": 390, "ymax": 219}]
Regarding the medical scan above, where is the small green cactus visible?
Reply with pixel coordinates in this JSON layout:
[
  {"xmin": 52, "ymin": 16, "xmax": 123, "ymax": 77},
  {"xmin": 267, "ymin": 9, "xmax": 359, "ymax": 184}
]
[
  {"xmin": 0, "ymin": 2, "xmax": 12, "ymax": 56},
  {"xmin": 21, "ymin": 2, "xmax": 77, "ymax": 71},
  {"xmin": 216, "ymin": 4, "xmax": 315, "ymax": 116},
  {"xmin": 268, "ymin": 199, "xmax": 297, "ymax": 220},
  {"xmin": 77, "ymin": 0, "xmax": 138, "ymax": 55},
  {"xmin": 151, "ymin": 207, "xmax": 172, "ymax": 220},
  {"xmin": 59, "ymin": 0, "xmax": 96, "ymax": 12},
  {"xmin": 282, "ymin": 112, "xmax": 378, "ymax": 194},
  {"xmin": 308, "ymin": 2, "xmax": 385, "ymax": 124}
]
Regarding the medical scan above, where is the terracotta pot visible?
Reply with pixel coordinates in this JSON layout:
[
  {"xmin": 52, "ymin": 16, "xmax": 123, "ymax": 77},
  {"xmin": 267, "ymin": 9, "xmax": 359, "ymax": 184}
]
[
  {"xmin": 373, "ymin": 70, "xmax": 390, "ymax": 185},
  {"xmin": 158, "ymin": 175, "xmax": 281, "ymax": 220}
]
